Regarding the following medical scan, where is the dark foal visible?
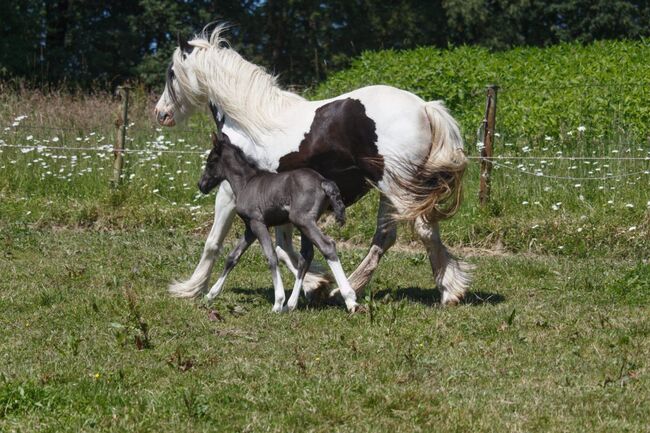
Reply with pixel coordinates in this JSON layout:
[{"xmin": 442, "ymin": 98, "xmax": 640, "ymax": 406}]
[{"xmin": 197, "ymin": 122, "xmax": 360, "ymax": 313}]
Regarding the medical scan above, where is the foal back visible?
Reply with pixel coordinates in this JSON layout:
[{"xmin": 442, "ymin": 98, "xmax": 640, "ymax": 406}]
[{"xmin": 235, "ymin": 168, "xmax": 337, "ymax": 227}]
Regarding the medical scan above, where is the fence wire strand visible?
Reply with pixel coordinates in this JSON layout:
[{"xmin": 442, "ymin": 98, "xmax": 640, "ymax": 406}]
[
  {"xmin": 486, "ymin": 159, "xmax": 650, "ymax": 181},
  {"xmin": 0, "ymin": 143, "xmax": 206, "ymax": 155}
]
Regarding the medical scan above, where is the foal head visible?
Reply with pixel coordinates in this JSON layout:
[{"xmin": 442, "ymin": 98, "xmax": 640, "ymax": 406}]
[{"xmin": 198, "ymin": 120, "xmax": 230, "ymax": 194}]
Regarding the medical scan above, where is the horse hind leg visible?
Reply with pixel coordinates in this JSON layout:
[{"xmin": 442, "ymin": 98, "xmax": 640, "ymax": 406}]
[
  {"xmin": 286, "ymin": 233, "xmax": 314, "ymax": 311},
  {"xmin": 414, "ymin": 217, "xmax": 472, "ymax": 305},
  {"xmin": 298, "ymin": 221, "xmax": 359, "ymax": 312},
  {"xmin": 275, "ymin": 224, "xmax": 334, "ymax": 302},
  {"xmin": 347, "ymin": 195, "xmax": 397, "ymax": 296}
]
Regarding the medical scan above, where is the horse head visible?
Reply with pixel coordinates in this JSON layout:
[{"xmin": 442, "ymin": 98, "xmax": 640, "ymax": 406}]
[{"xmin": 154, "ymin": 34, "xmax": 207, "ymax": 127}]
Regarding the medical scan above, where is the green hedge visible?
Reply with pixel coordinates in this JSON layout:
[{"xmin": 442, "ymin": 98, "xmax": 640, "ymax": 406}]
[{"xmin": 311, "ymin": 40, "xmax": 650, "ymax": 145}]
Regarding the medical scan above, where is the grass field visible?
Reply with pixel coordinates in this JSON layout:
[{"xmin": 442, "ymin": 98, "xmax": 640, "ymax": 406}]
[
  {"xmin": 1, "ymin": 228, "xmax": 648, "ymax": 432},
  {"xmin": 0, "ymin": 75, "xmax": 649, "ymax": 431}
]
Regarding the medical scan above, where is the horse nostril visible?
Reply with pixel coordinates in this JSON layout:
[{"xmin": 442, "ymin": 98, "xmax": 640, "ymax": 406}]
[{"xmin": 158, "ymin": 112, "xmax": 167, "ymax": 123}]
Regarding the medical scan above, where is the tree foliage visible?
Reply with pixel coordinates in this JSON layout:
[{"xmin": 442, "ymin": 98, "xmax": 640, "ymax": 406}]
[
  {"xmin": 1, "ymin": 0, "xmax": 649, "ymax": 88},
  {"xmin": 313, "ymin": 40, "xmax": 650, "ymax": 141}
]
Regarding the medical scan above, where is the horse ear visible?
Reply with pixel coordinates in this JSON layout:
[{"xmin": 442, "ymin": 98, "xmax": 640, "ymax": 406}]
[
  {"xmin": 177, "ymin": 33, "xmax": 193, "ymax": 54},
  {"xmin": 211, "ymin": 131, "xmax": 223, "ymax": 151},
  {"xmin": 209, "ymin": 101, "xmax": 226, "ymax": 139}
]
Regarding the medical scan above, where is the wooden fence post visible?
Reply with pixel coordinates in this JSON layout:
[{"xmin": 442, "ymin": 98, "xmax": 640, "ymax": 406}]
[
  {"xmin": 479, "ymin": 84, "xmax": 498, "ymax": 206},
  {"xmin": 112, "ymin": 86, "xmax": 130, "ymax": 186}
]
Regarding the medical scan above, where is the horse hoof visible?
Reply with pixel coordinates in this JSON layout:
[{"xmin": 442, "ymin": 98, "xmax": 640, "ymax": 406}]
[
  {"xmin": 272, "ymin": 304, "xmax": 288, "ymax": 313},
  {"xmin": 441, "ymin": 292, "xmax": 464, "ymax": 306},
  {"xmin": 348, "ymin": 304, "xmax": 367, "ymax": 314}
]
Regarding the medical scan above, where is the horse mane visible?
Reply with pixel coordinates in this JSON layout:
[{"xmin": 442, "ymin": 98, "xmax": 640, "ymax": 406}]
[{"xmin": 175, "ymin": 24, "xmax": 305, "ymax": 142}]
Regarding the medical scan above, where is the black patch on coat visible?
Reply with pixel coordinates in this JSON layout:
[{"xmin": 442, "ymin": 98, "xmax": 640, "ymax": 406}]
[{"xmin": 277, "ymin": 98, "xmax": 383, "ymax": 206}]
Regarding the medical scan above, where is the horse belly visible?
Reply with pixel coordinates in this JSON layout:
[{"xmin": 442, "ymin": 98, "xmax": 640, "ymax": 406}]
[
  {"xmin": 262, "ymin": 206, "xmax": 290, "ymax": 227},
  {"xmin": 276, "ymin": 98, "xmax": 384, "ymax": 205}
]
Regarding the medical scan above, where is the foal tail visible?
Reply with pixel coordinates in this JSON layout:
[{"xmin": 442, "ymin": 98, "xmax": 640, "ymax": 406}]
[
  {"xmin": 321, "ymin": 180, "xmax": 346, "ymax": 226},
  {"xmin": 387, "ymin": 101, "xmax": 468, "ymax": 223}
]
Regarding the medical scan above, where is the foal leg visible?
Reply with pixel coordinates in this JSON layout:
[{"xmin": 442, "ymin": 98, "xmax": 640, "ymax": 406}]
[
  {"xmin": 414, "ymin": 217, "xmax": 472, "ymax": 305},
  {"xmin": 347, "ymin": 195, "xmax": 398, "ymax": 296},
  {"xmin": 274, "ymin": 225, "xmax": 299, "ymax": 275},
  {"xmin": 299, "ymin": 221, "xmax": 359, "ymax": 313},
  {"xmin": 275, "ymin": 224, "xmax": 333, "ymax": 301},
  {"xmin": 169, "ymin": 182, "xmax": 236, "ymax": 298},
  {"xmin": 286, "ymin": 233, "xmax": 314, "ymax": 311},
  {"xmin": 205, "ymin": 227, "xmax": 256, "ymax": 302},
  {"xmin": 249, "ymin": 221, "xmax": 286, "ymax": 313}
]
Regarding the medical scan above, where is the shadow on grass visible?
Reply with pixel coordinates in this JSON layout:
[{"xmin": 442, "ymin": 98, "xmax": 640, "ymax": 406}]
[
  {"xmin": 230, "ymin": 286, "xmax": 505, "ymax": 308},
  {"xmin": 230, "ymin": 286, "xmax": 275, "ymax": 302},
  {"xmin": 229, "ymin": 286, "xmax": 344, "ymax": 311},
  {"xmin": 375, "ymin": 287, "xmax": 505, "ymax": 306}
]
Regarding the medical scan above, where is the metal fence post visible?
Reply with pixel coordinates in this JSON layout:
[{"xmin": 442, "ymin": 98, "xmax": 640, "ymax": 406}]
[
  {"xmin": 112, "ymin": 86, "xmax": 130, "ymax": 186},
  {"xmin": 479, "ymin": 84, "xmax": 498, "ymax": 206}
]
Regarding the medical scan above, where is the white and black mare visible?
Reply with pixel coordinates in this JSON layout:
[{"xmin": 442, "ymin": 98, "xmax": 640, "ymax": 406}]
[{"xmin": 154, "ymin": 25, "xmax": 472, "ymax": 306}]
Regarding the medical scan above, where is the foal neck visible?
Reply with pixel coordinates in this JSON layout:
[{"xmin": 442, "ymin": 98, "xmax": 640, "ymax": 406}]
[{"xmin": 219, "ymin": 142, "xmax": 262, "ymax": 195}]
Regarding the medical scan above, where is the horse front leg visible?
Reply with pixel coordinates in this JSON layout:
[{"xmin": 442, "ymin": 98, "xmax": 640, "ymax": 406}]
[
  {"xmin": 250, "ymin": 221, "xmax": 286, "ymax": 313},
  {"xmin": 205, "ymin": 226, "xmax": 256, "ymax": 303},
  {"xmin": 346, "ymin": 195, "xmax": 397, "ymax": 296},
  {"xmin": 275, "ymin": 224, "xmax": 334, "ymax": 302},
  {"xmin": 169, "ymin": 182, "xmax": 236, "ymax": 298}
]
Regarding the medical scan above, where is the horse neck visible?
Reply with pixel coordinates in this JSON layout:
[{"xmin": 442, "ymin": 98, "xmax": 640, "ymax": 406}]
[
  {"xmin": 196, "ymin": 48, "xmax": 304, "ymax": 141},
  {"xmin": 219, "ymin": 142, "xmax": 261, "ymax": 195}
]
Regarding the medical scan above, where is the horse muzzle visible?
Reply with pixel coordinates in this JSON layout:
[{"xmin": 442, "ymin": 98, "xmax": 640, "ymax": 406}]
[
  {"xmin": 156, "ymin": 110, "xmax": 176, "ymax": 127},
  {"xmin": 198, "ymin": 178, "xmax": 218, "ymax": 194}
]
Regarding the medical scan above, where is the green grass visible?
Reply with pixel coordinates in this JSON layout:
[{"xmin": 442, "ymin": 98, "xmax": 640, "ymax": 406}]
[
  {"xmin": 1, "ymin": 41, "xmax": 650, "ymax": 431},
  {"xmin": 1, "ymin": 116, "xmax": 648, "ymax": 258},
  {"xmin": 0, "ymin": 227, "xmax": 648, "ymax": 432}
]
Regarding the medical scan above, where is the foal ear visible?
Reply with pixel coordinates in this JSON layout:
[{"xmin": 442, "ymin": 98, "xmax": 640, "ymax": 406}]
[{"xmin": 211, "ymin": 132, "xmax": 220, "ymax": 147}]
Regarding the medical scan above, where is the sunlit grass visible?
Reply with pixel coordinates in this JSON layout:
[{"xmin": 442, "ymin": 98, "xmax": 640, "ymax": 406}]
[{"xmin": 0, "ymin": 228, "xmax": 648, "ymax": 432}]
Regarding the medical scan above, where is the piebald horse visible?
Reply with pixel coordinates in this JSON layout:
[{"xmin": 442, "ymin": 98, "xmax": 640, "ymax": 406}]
[{"xmin": 154, "ymin": 25, "xmax": 472, "ymax": 306}]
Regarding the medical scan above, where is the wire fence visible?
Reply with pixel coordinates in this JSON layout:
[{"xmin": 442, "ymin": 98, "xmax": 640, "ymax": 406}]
[
  {"xmin": 2, "ymin": 142, "xmax": 649, "ymax": 161},
  {"xmin": 2, "ymin": 82, "xmax": 650, "ymax": 204},
  {"xmin": 0, "ymin": 143, "xmax": 208, "ymax": 155},
  {"xmin": 2, "ymin": 129, "xmax": 649, "ymax": 168}
]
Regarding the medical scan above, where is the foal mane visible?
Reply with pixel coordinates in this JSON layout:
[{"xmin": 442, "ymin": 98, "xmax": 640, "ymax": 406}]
[{"xmin": 176, "ymin": 24, "xmax": 304, "ymax": 142}]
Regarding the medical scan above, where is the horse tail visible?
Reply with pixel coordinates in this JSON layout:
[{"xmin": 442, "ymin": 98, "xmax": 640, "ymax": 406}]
[
  {"xmin": 321, "ymin": 180, "xmax": 346, "ymax": 226},
  {"xmin": 386, "ymin": 101, "xmax": 467, "ymax": 223}
]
